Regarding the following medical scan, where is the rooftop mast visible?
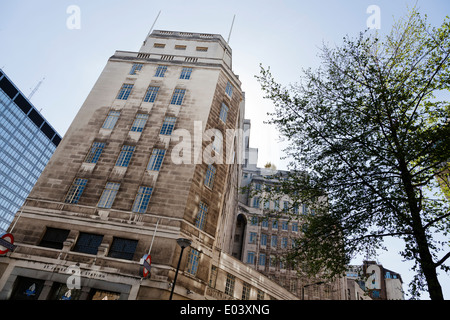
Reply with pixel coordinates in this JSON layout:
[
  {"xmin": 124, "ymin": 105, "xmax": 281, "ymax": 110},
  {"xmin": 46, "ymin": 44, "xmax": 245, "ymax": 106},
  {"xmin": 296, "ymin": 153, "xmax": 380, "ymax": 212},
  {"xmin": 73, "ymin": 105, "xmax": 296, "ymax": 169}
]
[
  {"xmin": 227, "ymin": 14, "xmax": 236, "ymax": 44},
  {"xmin": 143, "ymin": 10, "xmax": 161, "ymax": 45}
]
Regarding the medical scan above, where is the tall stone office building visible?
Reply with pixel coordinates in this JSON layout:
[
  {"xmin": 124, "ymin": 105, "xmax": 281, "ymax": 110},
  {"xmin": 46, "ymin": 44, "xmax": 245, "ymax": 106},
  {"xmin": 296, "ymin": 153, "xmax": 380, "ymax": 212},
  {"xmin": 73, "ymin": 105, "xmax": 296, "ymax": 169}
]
[
  {"xmin": 0, "ymin": 30, "xmax": 299, "ymax": 300},
  {"xmin": 235, "ymin": 123, "xmax": 347, "ymax": 300},
  {"xmin": 0, "ymin": 70, "xmax": 61, "ymax": 233}
]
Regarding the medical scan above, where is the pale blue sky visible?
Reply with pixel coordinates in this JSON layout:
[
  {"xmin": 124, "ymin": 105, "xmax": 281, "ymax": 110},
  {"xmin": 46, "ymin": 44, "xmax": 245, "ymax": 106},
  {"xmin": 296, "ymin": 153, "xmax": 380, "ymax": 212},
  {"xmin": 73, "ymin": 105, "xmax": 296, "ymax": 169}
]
[{"xmin": 1, "ymin": 0, "xmax": 449, "ymax": 299}]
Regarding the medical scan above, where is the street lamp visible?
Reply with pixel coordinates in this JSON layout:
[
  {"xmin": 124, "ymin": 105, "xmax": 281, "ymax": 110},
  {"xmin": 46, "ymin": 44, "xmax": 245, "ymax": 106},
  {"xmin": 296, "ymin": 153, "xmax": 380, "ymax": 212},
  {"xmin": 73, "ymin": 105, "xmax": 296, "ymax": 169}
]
[
  {"xmin": 169, "ymin": 238, "xmax": 192, "ymax": 300},
  {"xmin": 302, "ymin": 281, "xmax": 324, "ymax": 300}
]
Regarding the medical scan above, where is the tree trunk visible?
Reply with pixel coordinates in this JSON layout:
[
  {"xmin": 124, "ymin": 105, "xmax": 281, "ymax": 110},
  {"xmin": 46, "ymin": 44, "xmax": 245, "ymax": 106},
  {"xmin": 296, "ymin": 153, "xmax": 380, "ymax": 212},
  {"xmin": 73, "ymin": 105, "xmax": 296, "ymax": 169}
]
[
  {"xmin": 411, "ymin": 212, "xmax": 444, "ymax": 299},
  {"xmin": 399, "ymin": 159, "xmax": 444, "ymax": 300}
]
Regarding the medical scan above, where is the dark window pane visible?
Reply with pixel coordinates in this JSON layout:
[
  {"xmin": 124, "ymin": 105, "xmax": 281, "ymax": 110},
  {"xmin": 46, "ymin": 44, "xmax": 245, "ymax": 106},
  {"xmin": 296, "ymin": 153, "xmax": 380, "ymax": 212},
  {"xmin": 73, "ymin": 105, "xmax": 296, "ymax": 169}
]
[
  {"xmin": 39, "ymin": 227, "xmax": 70, "ymax": 249},
  {"xmin": 73, "ymin": 233, "xmax": 103, "ymax": 255},
  {"xmin": 28, "ymin": 108, "xmax": 44, "ymax": 128},
  {"xmin": 49, "ymin": 283, "xmax": 82, "ymax": 300},
  {"xmin": 0, "ymin": 77, "xmax": 18, "ymax": 99},
  {"xmin": 10, "ymin": 277, "xmax": 45, "ymax": 300},
  {"xmin": 14, "ymin": 94, "xmax": 32, "ymax": 114},
  {"xmin": 108, "ymin": 237, "xmax": 138, "ymax": 260}
]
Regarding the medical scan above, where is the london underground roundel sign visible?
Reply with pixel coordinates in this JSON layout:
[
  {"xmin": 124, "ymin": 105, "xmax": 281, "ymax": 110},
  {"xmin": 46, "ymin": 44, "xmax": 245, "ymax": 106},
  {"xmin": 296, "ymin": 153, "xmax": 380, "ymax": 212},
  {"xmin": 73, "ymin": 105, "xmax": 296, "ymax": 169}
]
[
  {"xmin": 139, "ymin": 254, "xmax": 152, "ymax": 278},
  {"xmin": 0, "ymin": 233, "xmax": 16, "ymax": 255}
]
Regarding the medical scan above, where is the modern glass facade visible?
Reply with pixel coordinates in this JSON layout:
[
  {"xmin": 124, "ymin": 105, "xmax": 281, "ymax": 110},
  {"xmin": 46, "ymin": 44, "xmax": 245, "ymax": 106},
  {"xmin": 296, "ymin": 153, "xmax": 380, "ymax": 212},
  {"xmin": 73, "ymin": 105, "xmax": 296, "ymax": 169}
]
[{"xmin": 0, "ymin": 69, "xmax": 61, "ymax": 233}]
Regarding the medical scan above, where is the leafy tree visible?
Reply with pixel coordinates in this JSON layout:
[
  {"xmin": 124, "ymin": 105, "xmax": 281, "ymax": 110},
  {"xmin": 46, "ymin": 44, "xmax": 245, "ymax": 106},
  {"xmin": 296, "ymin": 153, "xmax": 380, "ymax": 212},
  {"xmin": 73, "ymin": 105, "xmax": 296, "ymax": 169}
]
[{"xmin": 255, "ymin": 9, "xmax": 450, "ymax": 299}]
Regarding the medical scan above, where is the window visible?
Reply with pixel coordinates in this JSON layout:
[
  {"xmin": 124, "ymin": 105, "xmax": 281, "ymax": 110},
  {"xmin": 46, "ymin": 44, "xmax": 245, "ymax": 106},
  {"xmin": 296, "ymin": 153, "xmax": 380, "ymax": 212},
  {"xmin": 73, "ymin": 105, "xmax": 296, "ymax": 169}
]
[
  {"xmin": 257, "ymin": 289, "xmax": 265, "ymax": 300},
  {"xmin": 250, "ymin": 216, "xmax": 258, "ymax": 226},
  {"xmin": 116, "ymin": 84, "xmax": 133, "ymax": 100},
  {"xmin": 204, "ymin": 165, "xmax": 216, "ymax": 189},
  {"xmin": 249, "ymin": 232, "xmax": 257, "ymax": 244},
  {"xmin": 269, "ymin": 255, "xmax": 276, "ymax": 267},
  {"xmin": 159, "ymin": 117, "xmax": 176, "ymax": 135},
  {"xmin": 143, "ymin": 86, "xmax": 159, "ymax": 103},
  {"xmin": 282, "ymin": 220, "xmax": 289, "ymax": 231},
  {"xmin": 170, "ymin": 88, "xmax": 186, "ymax": 105},
  {"xmin": 302, "ymin": 204, "xmax": 308, "ymax": 215},
  {"xmin": 247, "ymin": 251, "xmax": 255, "ymax": 264},
  {"xmin": 39, "ymin": 227, "xmax": 70, "ymax": 249},
  {"xmin": 108, "ymin": 237, "xmax": 138, "ymax": 260},
  {"xmin": 271, "ymin": 235, "xmax": 278, "ymax": 247},
  {"xmin": 272, "ymin": 220, "xmax": 278, "ymax": 230},
  {"xmin": 260, "ymin": 234, "xmax": 267, "ymax": 246},
  {"xmin": 292, "ymin": 223, "xmax": 298, "ymax": 232},
  {"xmin": 264, "ymin": 200, "xmax": 270, "ymax": 210},
  {"xmin": 49, "ymin": 283, "xmax": 82, "ymax": 300},
  {"xmin": 302, "ymin": 223, "xmax": 308, "ymax": 233},
  {"xmin": 73, "ymin": 233, "xmax": 103, "ymax": 255},
  {"xmin": 371, "ymin": 290, "xmax": 381, "ymax": 299},
  {"xmin": 291, "ymin": 240, "xmax": 298, "ymax": 249},
  {"xmin": 262, "ymin": 219, "xmax": 269, "ymax": 228},
  {"xmin": 65, "ymin": 178, "xmax": 88, "ymax": 204},
  {"xmin": 290, "ymin": 280, "xmax": 298, "ymax": 293},
  {"xmin": 274, "ymin": 200, "xmax": 279, "ymax": 211},
  {"xmin": 252, "ymin": 197, "xmax": 260, "ymax": 208},
  {"xmin": 209, "ymin": 265, "xmax": 218, "ymax": 288},
  {"xmin": 225, "ymin": 274, "xmax": 235, "ymax": 296},
  {"xmin": 84, "ymin": 142, "xmax": 105, "ymax": 164},
  {"xmin": 196, "ymin": 46, "xmax": 208, "ymax": 52},
  {"xmin": 282, "ymin": 237, "xmax": 288, "ymax": 248},
  {"xmin": 98, "ymin": 182, "xmax": 120, "ymax": 208},
  {"xmin": 219, "ymin": 103, "xmax": 229, "ymax": 123},
  {"xmin": 187, "ymin": 248, "xmax": 200, "ymax": 275},
  {"xmin": 10, "ymin": 277, "xmax": 45, "ymax": 300},
  {"xmin": 147, "ymin": 148, "xmax": 166, "ymax": 171},
  {"xmin": 129, "ymin": 63, "xmax": 143, "ymax": 75},
  {"xmin": 259, "ymin": 254, "xmax": 266, "ymax": 266},
  {"xmin": 212, "ymin": 133, "xmax": 223, "ymax": 153},
  {"xmin": 195, "ymin": 202, "xmax": 208, "ymax": 230},
  {"xmin": 175, "ymin": 45, "xmax": 187, "ymax": 50},
  {"xmin": 132, "ymin": 186, "xmax": 153, "ymax": 213},
  {"xmin": 283, "ymin": 201, "xmax": 289, "ymax": 212},
  {"xmin": 180, "ymin": 67, "xmax": 192, "ymax": 79},
  {"xmin": 115, "ymin": 145, "xmax": 135, "ymax": 167},
  {"xmin": 102, "ymin": 111, "xmax": 120, "ymax": 129},
  {"xmin": 130, "ymin": 114, "xmax": 149, "ymax": 132},
  {"xmin": 154, "ymin": 43, "xmax": 165, "ymax": 48},
  {"xmin": 90, "ymin": 289, "xmax": 120, "ymax": 300},
  {"xmin": 154, "ymin": 65, "xmax": 167, "ymax": 77},
  {"xmin": 225, "ymin": 81, "xmax": 233, "ymax": 97},
  {"xmin": 242, "ymin": 282, "xmax": 251, "ymax": 300}
]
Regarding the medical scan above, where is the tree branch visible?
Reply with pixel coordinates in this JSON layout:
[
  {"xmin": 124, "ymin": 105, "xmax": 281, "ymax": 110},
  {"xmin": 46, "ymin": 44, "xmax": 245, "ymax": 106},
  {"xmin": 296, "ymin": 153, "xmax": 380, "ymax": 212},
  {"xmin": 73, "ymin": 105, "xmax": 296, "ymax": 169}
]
[{"xmin": 435, "ymin": 251, "xmax": 450, "ymax": 268}]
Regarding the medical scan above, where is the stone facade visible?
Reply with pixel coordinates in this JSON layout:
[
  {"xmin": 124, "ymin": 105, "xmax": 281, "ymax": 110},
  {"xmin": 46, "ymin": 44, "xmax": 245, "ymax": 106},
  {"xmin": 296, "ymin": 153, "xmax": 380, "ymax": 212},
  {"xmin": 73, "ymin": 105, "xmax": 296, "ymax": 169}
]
[
  {"xmin": 236, "ymin": 168, "xmax": 347, "ymax": 300},
  {"xmin": 0, "ymin": 30, "xmax": 298, "ymax": 301},
  {"xmin": 232, "ymin": 127, "xmax": 347, "ymax": 300}
]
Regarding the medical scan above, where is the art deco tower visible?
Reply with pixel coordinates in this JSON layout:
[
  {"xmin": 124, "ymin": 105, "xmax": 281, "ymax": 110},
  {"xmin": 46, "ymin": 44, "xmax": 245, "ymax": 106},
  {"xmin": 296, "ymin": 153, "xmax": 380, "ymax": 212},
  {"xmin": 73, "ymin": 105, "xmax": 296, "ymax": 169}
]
[{"xmin": 0, "ymin": 30, "xmax": 298, "ymax": 301}]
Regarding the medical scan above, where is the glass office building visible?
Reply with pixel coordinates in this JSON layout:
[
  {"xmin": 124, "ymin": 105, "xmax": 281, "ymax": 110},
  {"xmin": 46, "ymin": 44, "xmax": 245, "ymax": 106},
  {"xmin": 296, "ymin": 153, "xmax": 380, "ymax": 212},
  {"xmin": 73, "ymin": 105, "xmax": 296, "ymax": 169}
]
[{"xmin": 0, "ymin": 69, "xmax": 61, "ymax": 233}]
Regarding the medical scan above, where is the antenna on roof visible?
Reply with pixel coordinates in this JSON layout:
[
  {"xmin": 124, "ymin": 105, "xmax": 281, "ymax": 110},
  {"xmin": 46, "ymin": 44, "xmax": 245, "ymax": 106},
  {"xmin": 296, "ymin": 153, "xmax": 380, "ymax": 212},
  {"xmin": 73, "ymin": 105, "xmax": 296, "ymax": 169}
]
[
  {"xmin": 144, "ymin": 10, "xmax": 161, "ymax": 44},
  {"xmin": 28, "ymin": 77, "xmax": 45, "ymax": 100},
  {"xmin": 227, "ymin": 14, "xmax": 236, "ymax": 44}
]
